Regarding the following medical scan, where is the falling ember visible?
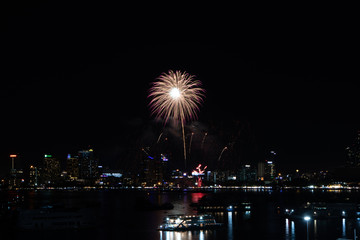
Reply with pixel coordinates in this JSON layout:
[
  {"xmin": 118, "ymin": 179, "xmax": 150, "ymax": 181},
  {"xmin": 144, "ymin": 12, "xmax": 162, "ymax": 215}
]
[{"xmin": 148, "ymin": 70, "xmax": 205, "ymax": 170}]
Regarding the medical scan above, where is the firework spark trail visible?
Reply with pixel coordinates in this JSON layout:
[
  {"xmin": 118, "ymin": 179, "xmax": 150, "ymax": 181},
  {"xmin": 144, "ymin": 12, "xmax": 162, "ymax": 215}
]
[
  {"xmin": 156, "ymin": 132, "xmax": 163, "ymax": 144},
  {"xmin": 141, "ymin": 148, "xmax": 150, "ymax": 156},
  {"xmin": 217, "ymin": 146, "xmax": 228, "ymax": 161},
  {"xmin": 201, "ymin": 132, "xmax": 208, "ymax": 150},
  {"xmin": 148, "ymin": 70, "xmax": 205, "ymax": 170}
]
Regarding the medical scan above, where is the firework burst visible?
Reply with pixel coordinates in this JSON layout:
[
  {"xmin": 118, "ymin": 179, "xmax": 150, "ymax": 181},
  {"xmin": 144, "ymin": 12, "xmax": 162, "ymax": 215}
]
[
  {"xmin": 148, "ymin": 70, "xmax": 205, "ymax": 169},
  {"xmin": 148, "ymin": 70, "xmax": 205, "ymax": 124}
]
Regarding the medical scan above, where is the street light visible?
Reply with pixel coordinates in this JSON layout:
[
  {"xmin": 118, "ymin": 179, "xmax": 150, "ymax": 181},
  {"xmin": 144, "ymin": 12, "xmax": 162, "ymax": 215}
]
[{"xmin": 304, "ymin": 216, "xmax": 311, "ymax": 240}]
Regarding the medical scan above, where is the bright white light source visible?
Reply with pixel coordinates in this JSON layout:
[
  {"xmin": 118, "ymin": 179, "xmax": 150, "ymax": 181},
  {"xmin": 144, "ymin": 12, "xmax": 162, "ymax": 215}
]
[
  {"xmin": 304, "ymin": 216, "xmax": 311, "ymax": 221},
  {"xmin": 170, "ymin": 87, "xmax": 181, "ymax": 99}
]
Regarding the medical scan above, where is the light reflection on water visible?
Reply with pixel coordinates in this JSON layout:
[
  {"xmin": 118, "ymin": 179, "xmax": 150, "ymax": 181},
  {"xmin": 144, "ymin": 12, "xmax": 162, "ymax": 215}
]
[
  {"xmin": 157, "ymin": 191, "xmax": 359, "ymax": 240},
  {"xmin": 6, "ymin": 190, "xmax": 360, "ymax": 239},
  {"xmin": 291, "ymin": 220, "xmax": 295, "ymax": 238},
  {"xmin": 228, "ymin": 211, "xmax": 233, "ymax": 240},
  {"xmin": 159, "ymin": 230, "xmax": 210, "ymax": 240},
  {"xmin": 285, "ymin": 218, "xmax": 289, "ymax": 239},
  {"xmin": 285, "ymin": 219, "xmax": 296, "ymax": 240},
  {"xmin": 283, "ymin": 217, "xmax": 359, "ymax": 240}
]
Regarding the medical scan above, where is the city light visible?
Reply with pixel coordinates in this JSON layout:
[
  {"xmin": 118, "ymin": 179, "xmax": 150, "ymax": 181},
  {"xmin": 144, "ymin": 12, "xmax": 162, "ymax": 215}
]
[{"xmin": 10, "ymin": 155, "xmax": 17, "ymax": 158}]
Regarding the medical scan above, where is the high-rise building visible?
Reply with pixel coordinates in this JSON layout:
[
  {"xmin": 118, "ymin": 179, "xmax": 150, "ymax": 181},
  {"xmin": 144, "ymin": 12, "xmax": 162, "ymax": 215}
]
[
  {"xmin": 9, "ymin": 154, "xmax": 17, "ymax": 187},
  {"xmin": 346, "ymin": 131, "xmax": 360, "ymax": 167},
  {"xmin": 263, "ymin": 151, "xmax": 277, "ymax": 181},
  {"xmin": 238, "ymin": 164, "xmax": 257, "ymax": 182},
  {"xmin": 257, "ymin": 162, "xmax": 265, "ymax": 181},
  {"xmin": 10, "ymin": 154, "xmax": 17, "ymax": 175},
  {"xmin": 29, "ymin": 165, "xmax": 39, "ymax": 187},
  {"xmin": 264, "ymin": 160, "xmax": 276, "ymax": 181},
  {"xmin": 66, "ymin": 154, "xmax": 79, "ymax": 180},
  {"xmin": 42, "ymin": 154, "xmax": 61, "ymax": 184},
  {"xmin": 8, "ymin": 154, "xmax": 25, "ymax": 187},
  {"xmin": 141, "ymin": 153, "xmax": 169, "ymax": 186},
  {"xmin": 78, "ymin": 149, "xmax": 98, "ymax": 180}
]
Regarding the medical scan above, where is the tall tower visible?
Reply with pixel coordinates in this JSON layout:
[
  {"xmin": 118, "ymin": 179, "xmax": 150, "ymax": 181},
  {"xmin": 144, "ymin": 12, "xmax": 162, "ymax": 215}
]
[
  {"xmin": 66, "ymin": 154, "xmax": 80, "ymax": 180},
  {"xmin": 345, "ymin": 131, "xmax": 360, "ymax": 167},
  {"xmin": 29, "ymin": 165, "xmax": 39, "ymax": 187},
  {"xmin": 78, "ymin": 148, "xmax": 98, "ymax": 180},
  {"xmin": 9, "ymin": 154, "xmax": 17, "ymax": 175},
  {"xmin": 9, "ymin": 154, "xmax": 18, "ymax": 187},
  {"xmin": 264, "ymin": 151, "xmax": 276, "ymax": 181},
  {"xmin": 42, "ymin": 154, "xmax": 61, "ymax": 184}
]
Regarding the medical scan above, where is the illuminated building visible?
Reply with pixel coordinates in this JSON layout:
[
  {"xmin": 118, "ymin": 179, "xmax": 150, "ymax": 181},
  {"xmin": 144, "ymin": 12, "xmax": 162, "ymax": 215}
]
[
  {"xmin": 66, "ymin": 154, "xmax": 79, "ymax": 180},
  {"xmin": 258, "ymin": 151, "xmax": 277, "ymax": 182},
  {"xmin": 42, "ymin": 154, "xmax": 61, "ymax": 184},
  {"xmin": 257, "ymin": 162, "xmax": 265, "ymax": 181},
  {"xmin": 207, "ymin": 170, "xmax": 233, "ymax": 184},
  {"xmin": 29, "ymin": 165, "xmax": 39, "ymax": 187},
  {"xmin": 141, "ymin": 153, "xmax": 169, "ymax": 186},
  {"xmin": 264, "ymin": 160, "xmax": 276, "ymax": 181},
  {"xmin": 8, "ymin": 154, "xmax": 24, "ymax": 187},
  {"xmin": 345, "ymin": 131, "xmax": 360, "ymax": 167},
  {"xmin": 9, "ymin": 154, "xmax": 17, "ymax": 186},
  {"xmin": 78, "ymin": 149, "xmax": 98, "ymax": 180},
  {"xmin": 98, "ymin": 168, "xmax": 124, "ymax": 186},
  {"xmin": 238, "ymin": 164, "xmax": 257, "ymax": 182},
  {"xmin": 10, "ymin": 154, "xmax": 17, "ymax": 175}
]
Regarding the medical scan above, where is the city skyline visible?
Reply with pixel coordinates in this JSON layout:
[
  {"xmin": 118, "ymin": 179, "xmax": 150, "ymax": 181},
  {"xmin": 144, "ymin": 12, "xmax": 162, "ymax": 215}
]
[{"xmin": 1, "ymin": 2, "xmax": 358, "ymax": 175}]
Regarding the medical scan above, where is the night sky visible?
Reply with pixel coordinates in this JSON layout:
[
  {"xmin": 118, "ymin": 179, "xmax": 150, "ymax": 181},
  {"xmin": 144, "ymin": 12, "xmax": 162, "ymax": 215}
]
[{"xmin": 1, "ymin": 2, "xmax": 357, "ymax": 175}]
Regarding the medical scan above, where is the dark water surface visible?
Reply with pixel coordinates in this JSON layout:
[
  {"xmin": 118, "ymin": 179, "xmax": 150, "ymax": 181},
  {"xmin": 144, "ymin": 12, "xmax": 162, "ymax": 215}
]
[{"xmin": 1, "ymin": 189, "xmax": 360, "ymax": 240}]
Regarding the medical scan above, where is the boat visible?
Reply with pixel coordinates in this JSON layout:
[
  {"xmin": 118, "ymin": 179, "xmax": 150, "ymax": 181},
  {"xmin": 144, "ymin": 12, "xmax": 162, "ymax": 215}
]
[
  {"xmin": 158, "ymin": 214, "xmax": 223, "ymax": 231},
  {"xmin": 17, "ymin": 205, "xmax": 97, "ymax": 230}
]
